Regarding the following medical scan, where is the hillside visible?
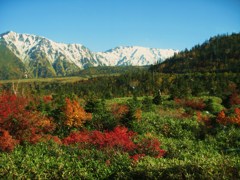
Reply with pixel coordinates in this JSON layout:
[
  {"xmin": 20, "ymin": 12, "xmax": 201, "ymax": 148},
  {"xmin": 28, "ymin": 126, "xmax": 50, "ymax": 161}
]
[
  {"xmin": 151, "ymin": 33, "xmax": 240, "ymax": 73},
  {"xmin": 71, "ymin": 66, "xmax": 149, "ymax": 77},
  {"xmin": 0, "ymin": 31, "xmax": 177, "ymax": 79},
  {"xmin": 0, "ymin": 43, "xmax": 26, "ymax": 79}
]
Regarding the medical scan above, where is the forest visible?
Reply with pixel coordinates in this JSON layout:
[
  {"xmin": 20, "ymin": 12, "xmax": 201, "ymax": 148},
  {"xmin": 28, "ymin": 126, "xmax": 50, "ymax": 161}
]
[
  {"xmin": 152, "ymin": 33, "xmax": 240, "ymax": 73},
  {"xmin": 0, "ymin": 33, "xmax": 240, "ymax": 179}
]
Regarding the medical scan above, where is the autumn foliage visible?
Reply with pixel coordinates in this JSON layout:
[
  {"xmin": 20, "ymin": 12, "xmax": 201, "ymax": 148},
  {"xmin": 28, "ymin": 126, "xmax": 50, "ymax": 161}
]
[
  {"xmin": 111, "ymin": 103, "xmax": 129, "ymax": 120},
  {"xmin": 196, "ymin": 111, "xmax": 211, "ymax": 127},
  {"xmin": 63, "ymin": 126, "xmax": 136, "ymax": 150},
  {"xmin": 0, "ymin": 92, "xmax": 164, "ymax": 160},
  {"xmin": 0, "ymin": 129, "xmax": 19, "ymax": 152},
  {"xmin": 63, "ymin": 126, "xmax": 165, "ymax": 160},
  {"xmin": 229, "ymin": 92, "xmax": 240, "ymax": 106},
  {"xmin": 0, "ymin": 93, "xmax": 56, "ymax": 151},
  {"xmin": 175, "ymin": 98, "xmax": 206, "ymax": 110},
  {"xmin": 217, "ymin": 108, "xmax": 240, "ymax": 126},
  {"xmin": 111, "ymin": 103, "xmax": 142, "ymax": 123},
  {"xmin": 42, "ymin": 95, "xmax": 53, "ymax": 103},
  {"xmin": 63, "ymin": 98, "xmax": 92, "ymax": 128},
  {"xmin": 137, "ymin": 138, "xmax": 166, "ymax": 158}
]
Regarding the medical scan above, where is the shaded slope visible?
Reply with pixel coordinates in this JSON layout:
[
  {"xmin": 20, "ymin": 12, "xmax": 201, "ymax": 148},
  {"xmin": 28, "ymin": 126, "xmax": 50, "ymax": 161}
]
[
  {"xmin": 0, "ymin": 43, "xmax": 26, "ymax": 80},
  {"xmin": 152, "ymin": 33, "xmax": 240, "ymax": 73}
]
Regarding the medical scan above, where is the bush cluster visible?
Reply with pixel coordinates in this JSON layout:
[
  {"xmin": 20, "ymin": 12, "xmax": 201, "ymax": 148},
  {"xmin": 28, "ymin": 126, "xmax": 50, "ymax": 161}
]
[{"xmin": 0, "ymin": 90, "xmax": 240, "ymax": 179}]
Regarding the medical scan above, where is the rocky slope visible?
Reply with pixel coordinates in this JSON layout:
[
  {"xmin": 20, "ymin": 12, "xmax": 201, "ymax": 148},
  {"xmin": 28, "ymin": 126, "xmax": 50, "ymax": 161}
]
[{"xmin": 0, "ymin": 31, "xmax": 178, "ymax": 79}]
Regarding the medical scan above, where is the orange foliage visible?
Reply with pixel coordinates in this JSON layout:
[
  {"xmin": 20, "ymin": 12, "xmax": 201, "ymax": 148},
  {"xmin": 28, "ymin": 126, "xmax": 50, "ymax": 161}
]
[
  {"xmin": 111, "ymin": 103, "xmax": 129, "ymax": 120},
  {"xmin": 40, "ymin": 134, "xmax": 62, "ymax": 144},
  {"xmin": 10, "ymin": 111, "xmax": 56, "ymax": 143},
  {"xmin": 0, "ymin": 129, "xmax": 19, "ymax": 152},
  {"xmin": 64, "ymin": 98, "xmax": 92, "ymax": 128},
  {"xmin": 43, "ymin": 95, "xmax": 53, "ymax": 103},
  {"xmin": 231, "ymin": 108, "xmax": 240, "ymax": 125},
  {"xmin": 36, "ymin": 116, "xmax": 56, "ymax": 133},
  {"xmin": 217, "ymin": 108, "xmax": 240, "ymax": 126},
  {"xmin": 0, "ymin": 93, "xmax": 56, "ymax": 146},
  {"xmin": 134, "ymin": 109, "xmax": 142, "ymax": 122},
  {"xmin": 196, "ymin": 111, "xmax": 211, "ymax": 127},
  {"xmin": 229, "ymin": 92, "xmax": 240, "ymax": 106},
  {"xmin": 175, "ymin": 98, "xmax": 206, "ymax": 110}
]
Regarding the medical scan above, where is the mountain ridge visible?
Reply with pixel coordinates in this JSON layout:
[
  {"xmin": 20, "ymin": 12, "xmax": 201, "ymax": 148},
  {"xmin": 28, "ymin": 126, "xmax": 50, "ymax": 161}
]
[
  {"xmin": 0, "ymin": 31, "xmax": 178, "ymax": 79},
  {"xmin": 151, "ymin": 33, "xmax": 240, "ymax": 73}
]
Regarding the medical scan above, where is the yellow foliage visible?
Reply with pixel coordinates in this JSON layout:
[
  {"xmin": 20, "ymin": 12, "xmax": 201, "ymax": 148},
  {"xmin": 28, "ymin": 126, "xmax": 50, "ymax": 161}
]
[
  {"xmin": 64, "ymin": 98, "xmax": 92, "ymax": 128},
  {"xmin": 134, "ymin": 109, "xmax": 142, "ymax": 122}
]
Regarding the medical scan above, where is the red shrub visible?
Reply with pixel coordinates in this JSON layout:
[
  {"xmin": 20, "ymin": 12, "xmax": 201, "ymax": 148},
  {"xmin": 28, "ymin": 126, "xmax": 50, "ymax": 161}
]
[
  {"xmin": 0, "ymin": 93, "xmax": 56, "ymax": 145},
  {"xmin": 217, "ymin": 110, "xmax": 227, "ymax": 125},
  {"xmin": 234, "ymin": 108, "xmax": 240, "ymax": 125},
  {"xmin": 130, "ymin": 153, "xmax": 145, "ymax": 161},
  {"xmin": 0, "ymin": 93, "xmax": 27, "ymax": 122},
  {"xmin": 175, "ymin": 98, "xmax": 206, "ymax": 110},
  {"xmin": 217, "ymin": 108, "xmax": 240, "ymax": 126},
  {"xmin": 63, "ymin": 126, "xmax": 165, "ymax": 159},
  {"xmin": 105, "ymin": 159, "xmax": 111, "ymax": 166},
  {"xmin": 137, "ymin": 138, "xmax": 166, "ymax": 158},
  {"xmin": 63, "ymin": 131, "xmax": 90, "ymax": 145},
  {"xmin": 92, "ymin": 126, "xmax": 136, "ymax": 151},
  {"xmin": 43, "ymin": 95, "xmax": 53, "ymax": 103},
  {"xmin": 229, "ymin": 92, "xmax": 240, "ymax": 106},
  {"xmin": 63, "ymin": 126, "xmax": 136, "ymax": 151},
  {"xmin": 174, "ymin": 98, "xmax": 182, "ymax": 104},
  {"xmin": 111, "ymin": 103, "xmax": 129, "ymax": 120},
  {"xmin": 196, "ymin": 111, "xmax": 211, "ymax": 127},
  {"xmin": 0, "ymin": 129, "xmax": 19, "ymax": 152},
  {"xmin": 40, "ymin": 134, "xmax": 62, "ymax": 144}
]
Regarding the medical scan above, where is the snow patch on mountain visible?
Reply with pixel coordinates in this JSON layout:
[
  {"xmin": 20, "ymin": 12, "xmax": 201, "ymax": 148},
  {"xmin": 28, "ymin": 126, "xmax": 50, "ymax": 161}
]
[
  {"xmin": 0, "ymin": 31, "xmax": 178, "ymax": 68},
  {"xmin": 1, "ymin": 31, "xmax": 97, "ymax": 68},
  {"xmin": 96, "ymin": 46, "xmax": 177, "ymax": 66}
]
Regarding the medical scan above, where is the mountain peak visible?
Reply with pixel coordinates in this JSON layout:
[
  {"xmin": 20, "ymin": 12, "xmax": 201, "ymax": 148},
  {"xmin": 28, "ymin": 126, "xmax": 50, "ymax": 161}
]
[
  {"xmin": 97, "ymin": 45, "xmax": 177, "ymax": 66},
  {"xmin": 0, "ymin": 30, "xmax": 14, "ymax": 38},
  {"xmin": 0, "ymin": 31, "xmax": 178, "ymax": 78}
]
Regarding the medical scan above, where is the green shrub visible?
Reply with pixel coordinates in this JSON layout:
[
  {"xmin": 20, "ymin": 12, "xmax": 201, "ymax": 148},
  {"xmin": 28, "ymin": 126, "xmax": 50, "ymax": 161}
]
[
  {"xmin": 205, "ymin": 99, "xmax": 225, "ymax": 114},
  {"xmin": 208, "ymin": 125, "xmax": 240, "ymax": 151},
  {"xmin": 85, "ymin": 97, "xmax": 102, "ymax": 113},
  {"xmin": 0, "ymin": 142, "xmax": 132, "ymax": 179},
  {"xmin": 202, "ymin": 96, "xmax": 223, "ymax": 104},
  {"xmin": 153, "ymin": 92, "xmax": 162, "ymax": 105},
  {"xmin": 88, "ymin": 112, "xmax": 117, "ymax": 131},
  {"xmin": 128, "ymin": 154, "xmax": 240, "ymax": 179},
  {"xmin": 119, "ymin": 97, "xmax": 142, "ymax": 128},
  {"xmin": 142, "ymin": 96, "xmax": 153, "ymax": 112}
]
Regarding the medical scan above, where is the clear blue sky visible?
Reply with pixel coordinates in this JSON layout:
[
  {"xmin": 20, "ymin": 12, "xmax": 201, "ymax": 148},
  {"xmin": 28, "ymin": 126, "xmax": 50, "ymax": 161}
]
[{"xmin": 1, "ymin": 0, "xmax": 239, "ymax": 52}]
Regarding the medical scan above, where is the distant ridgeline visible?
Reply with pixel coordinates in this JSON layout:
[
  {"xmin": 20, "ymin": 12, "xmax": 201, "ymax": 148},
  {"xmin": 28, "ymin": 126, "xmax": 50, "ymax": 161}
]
[
  {"xmin": 151, "ymin": 33, "xmax": 240, "ymax": 73},
  {"xmin": 0, "ymin": 31, "xmax": 177, "ymax": 80},
  {"xmin": 0, "ymin": 33, "xmax": 240, "ymax": 99}
]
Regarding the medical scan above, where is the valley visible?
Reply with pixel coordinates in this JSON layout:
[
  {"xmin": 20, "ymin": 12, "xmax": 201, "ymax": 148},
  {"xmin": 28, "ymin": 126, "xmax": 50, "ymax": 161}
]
[
  {"xmin": 0, "ymin": 32, "xmax": 239, "ymax": 179},
  {"xmin": 0, "ymin": 31, "xmax": 177, "ymax": 79},
  {"xmin": 1, "ymin": 0, "xmax": 239, "ymax": 178}
]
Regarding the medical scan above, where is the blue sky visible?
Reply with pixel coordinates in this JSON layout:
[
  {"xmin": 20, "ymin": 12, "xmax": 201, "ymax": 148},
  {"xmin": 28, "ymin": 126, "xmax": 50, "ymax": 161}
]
[{"xmin": 0, "ymin": 0, "xmax": 239, "ymax": 52}]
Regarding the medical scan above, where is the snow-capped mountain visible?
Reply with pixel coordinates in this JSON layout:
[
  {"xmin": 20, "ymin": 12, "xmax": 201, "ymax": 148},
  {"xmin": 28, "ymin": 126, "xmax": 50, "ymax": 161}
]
[
  {"xmin": 0, "ymin": 31, "xmax": 100, "ymax": 69},
  {"xmin": 0, "ymin": 31, "xmax": 178, "ymax": 78},
  {"xmin": 96, "ymin": 46, "xmax": 177, "ymax": 66}
]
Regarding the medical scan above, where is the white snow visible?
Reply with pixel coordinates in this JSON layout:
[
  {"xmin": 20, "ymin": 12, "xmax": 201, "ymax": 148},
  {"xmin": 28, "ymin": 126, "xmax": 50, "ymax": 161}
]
[
  {"xmin": 96, "ymin": 46, "xmax": 178, "ymax": 66},
  {"xmin": 1, "ymin": 31, "xmax": 178, "ymax": 68}
]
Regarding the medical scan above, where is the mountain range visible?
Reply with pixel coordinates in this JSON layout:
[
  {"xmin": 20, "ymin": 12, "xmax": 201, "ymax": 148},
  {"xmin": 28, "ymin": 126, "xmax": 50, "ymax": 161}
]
[{"xmin": 0, "ymin": 31, "xmax": 178, "ymax": 79}]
